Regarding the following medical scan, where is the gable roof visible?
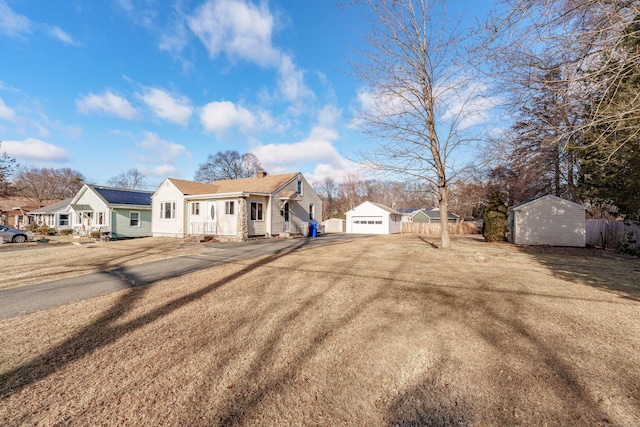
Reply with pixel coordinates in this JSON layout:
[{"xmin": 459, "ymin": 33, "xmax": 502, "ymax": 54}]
[
  {"xmin": 509, "ymin": 194, "xmax": 586, "ymax": 211},
  {"xmin": 168, "ymin": 172, "xmax": 299, "ymax": 196},
  {"xmin": 417, "ymin": 208, "xmax": 459, "ymax": 220},
  {"xmin": 29, "ymin": 198, "xmax": 73, "ymax": 214},
  {"xmin": 352, "ymin": 201, "xmax": 402, "ymax": 215},
  {"xmin": 397, "ymin": 208, "xmax": 420, "ymax": 214}
]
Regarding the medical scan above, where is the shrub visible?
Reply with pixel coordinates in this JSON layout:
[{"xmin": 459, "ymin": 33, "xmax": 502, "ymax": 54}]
[
  {"xmin": 483, "ymin": 192, "xmax": 509, "ymax": 242},
  {"xmin": 90, "ymin": 230, "xmax": 101, "ymax": 239},
  {"xmin": 27, "ymin": 222, "xmax": 38, "ymax": 232},
  {"xmin": 37, "ymin": 224, "xmax": 57, "ymax": 236},
  {"xmin": 60, "ymin": 228, "xmax": 73, "ymax": 235}
]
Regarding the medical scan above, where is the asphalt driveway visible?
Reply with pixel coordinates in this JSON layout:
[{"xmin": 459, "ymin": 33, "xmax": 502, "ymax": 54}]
[{"xmin": 0, "ymin": 234, "xmax": 369, "ymax": 321}]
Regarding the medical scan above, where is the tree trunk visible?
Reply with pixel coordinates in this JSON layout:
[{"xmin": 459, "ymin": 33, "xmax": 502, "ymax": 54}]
[{"xmin": 438, "ymin": 183, "xmax": 451, "ymax": 249}]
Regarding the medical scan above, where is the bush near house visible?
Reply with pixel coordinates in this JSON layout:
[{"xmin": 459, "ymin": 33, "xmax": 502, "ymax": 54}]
[
  {"xmin": 36, "ymin": 224, "xmax": 57, "ymax": 236},
  {"xmin": 59, "ymin": 228, "xmax": 73, "ymax": 235}
]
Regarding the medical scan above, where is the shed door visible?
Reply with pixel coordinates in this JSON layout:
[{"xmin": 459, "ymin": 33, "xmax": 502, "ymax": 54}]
[{"xmin": 351, "ymin": 216, "xmax": 385, "ymax": 234}]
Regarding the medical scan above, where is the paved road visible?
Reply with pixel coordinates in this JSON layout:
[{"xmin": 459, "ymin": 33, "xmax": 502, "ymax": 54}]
[{"xmin": 0, "ymin": 234, "xmax": 369, "ymax": 320}]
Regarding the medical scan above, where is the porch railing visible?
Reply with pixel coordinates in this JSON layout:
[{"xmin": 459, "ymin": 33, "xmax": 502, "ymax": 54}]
[{"xmin": 190, "ymin": 221, "xmax": 217, "ymax": 235}]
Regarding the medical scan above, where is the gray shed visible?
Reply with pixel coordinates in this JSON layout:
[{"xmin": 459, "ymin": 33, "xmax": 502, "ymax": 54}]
[{"xmin": 509, "ymin": 195, "xmax": 586, "ymax": 247}]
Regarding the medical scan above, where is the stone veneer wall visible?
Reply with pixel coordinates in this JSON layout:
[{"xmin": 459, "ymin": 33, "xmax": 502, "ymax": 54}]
[{"xmin": 235, "ymin": 197, "xmax": 248, "ymax": 241}]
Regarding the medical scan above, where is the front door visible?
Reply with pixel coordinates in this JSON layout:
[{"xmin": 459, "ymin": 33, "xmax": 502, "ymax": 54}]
[{"xmin": 283, "ymin": 202, "xmax": 290, "ymax": 233}]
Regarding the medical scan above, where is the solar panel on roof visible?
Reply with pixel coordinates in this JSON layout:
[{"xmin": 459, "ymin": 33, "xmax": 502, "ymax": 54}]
[{"xmin": 94, "ymin": 187, "xmax": 152, "ymax": 205}]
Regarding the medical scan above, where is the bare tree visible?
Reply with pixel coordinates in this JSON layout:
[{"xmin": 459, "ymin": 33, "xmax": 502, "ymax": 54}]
[
  {"xmin": 483, "ymin": 0, "xmax": 640, "ymax": 161},
  {"xmin": 0, "ymin": 142, "xmax": 18, "ymax": 198},
  {"xmin": 194, "ymin": 150, "xmax": 263, "ymax": 182},
  {"xmin": 350, "ymin": 0, "xmax": 488, "ymax": 248},
  {"xmin": 106, "ymin": 168, "xmax": 147, "ymax": 190},
  {"xmin": 14, "ymin": 167, "xmax": 85, "ymax": 202},
  {"xmin": 337, "ymin": 172, "xmax": 364, "ymax": 213}
]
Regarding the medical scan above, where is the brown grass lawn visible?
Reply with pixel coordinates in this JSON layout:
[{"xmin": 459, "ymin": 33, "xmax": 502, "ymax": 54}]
[{"xmin": 0, "ymin": 234, "xmax": 639, "ymax": 426}]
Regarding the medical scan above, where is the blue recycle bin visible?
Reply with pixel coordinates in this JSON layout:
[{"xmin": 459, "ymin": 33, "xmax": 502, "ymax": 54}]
[{"xmin": 309, "ymin": 221, "xmax": 318, "ymax": 238}]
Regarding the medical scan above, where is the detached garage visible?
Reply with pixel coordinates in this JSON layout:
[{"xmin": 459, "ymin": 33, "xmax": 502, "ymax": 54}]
[
  {"xmin": 509, "ymin": 195, "xmax": 586, "ymax": 247},
  {"xmin": 346, "ymin": 201, "xmax": 402, "ymax": 234}
]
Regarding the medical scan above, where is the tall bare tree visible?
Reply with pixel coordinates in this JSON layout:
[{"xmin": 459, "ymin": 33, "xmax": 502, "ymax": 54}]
[
  {"xmin": 14, "ymin": 167, "xmax": 85, "ymax": 202},
  {"xmin": 350, "ymin": 0, "xmax": 488, "ymax": 248},
  {"xmin": 194, "ymin": 150, "xmax": 263, "ymax": 183},
  {"xmin": 106, "ymin": 168, "xmax": 147, "ymax": 190},
  {"xmin": 483, "ymin": 0, "xmax": 640, "ymax": 162}
]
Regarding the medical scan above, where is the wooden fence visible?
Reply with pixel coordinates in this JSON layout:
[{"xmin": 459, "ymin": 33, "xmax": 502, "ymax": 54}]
[
  {"xmin": 585, "ymin": 219, "xmax": 640, "ymax": 250},
  {"xmin": 402, "ymin": 221, "xmax": 480, "ymax": 235}
]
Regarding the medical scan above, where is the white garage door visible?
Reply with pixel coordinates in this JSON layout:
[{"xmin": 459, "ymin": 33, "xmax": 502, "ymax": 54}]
[{"xmin": 351, "ymin": 216, "xmax": 386, "ymax": 234}]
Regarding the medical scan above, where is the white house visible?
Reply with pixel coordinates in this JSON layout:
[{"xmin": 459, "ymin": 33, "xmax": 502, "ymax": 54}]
[
  {"xmin": 509, "ymin": 195, "xmax": 586, "ymax": 247},
  {"xmin": 69, "ymin": 185, "xmax": 154, "ymax": 238},
  {"xmin": 346, "ymin": 201, "xmax": 403, "ymax": 234},
  {"xmin": 28, "ymin": 198, "xmax": 73, "ymax": 232},
  {"xmin": 152, "ymin": 172, "xmax": 323, "ymax": 241}
]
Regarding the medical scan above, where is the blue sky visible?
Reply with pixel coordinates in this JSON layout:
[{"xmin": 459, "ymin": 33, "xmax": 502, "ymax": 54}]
[{"xmin": 0, "ymin": 0, "xmax": 495, "ymax": 189}]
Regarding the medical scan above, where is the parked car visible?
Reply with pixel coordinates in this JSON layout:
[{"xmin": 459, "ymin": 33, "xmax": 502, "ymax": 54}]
[{"xmin": 0, "ymin": 225, "xmax": 35, "ymax": 243}]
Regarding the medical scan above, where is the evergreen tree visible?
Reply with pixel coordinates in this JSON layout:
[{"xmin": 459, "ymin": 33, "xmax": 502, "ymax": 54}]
[
  {"xmin": 483, "ymin": 192, "xmax": 509, "ymax": 242},
  {"xmin": 577, "ymin": 16, "xmax": 640, "ymax": 221}
]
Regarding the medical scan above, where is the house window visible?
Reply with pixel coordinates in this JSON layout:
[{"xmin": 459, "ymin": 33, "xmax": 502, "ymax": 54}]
[
  {"xmin": 250, "ymin": 202, "xmax": 264, "ymax": 221},
  {"xmin": 225, "ymin": 201, "xmax": 235, "ymax": 215},
  {"xmin": 191, "ymin": 202, "xmax": 200, "ymax": 215},
  {"xmin": 59, "ymin": 214, "xmax": 69, "ymax": 226},
  {"xmin": 297, "ymin": 179, "xmax": 303, "ymax": 195},
  {"xmin": 309, "ymin": 204, "xmax": 315, "ymax": 221},
  {"xmin": 130, "ymin": 211, "xmax": 140, "ymax": 227},
  {"xmin": 161, "ymin": 202, "xmax": 176, "ymax": 219},
  {"xmin": 98, "ymin": 212, "xmax": 105, "ymax": 225}
]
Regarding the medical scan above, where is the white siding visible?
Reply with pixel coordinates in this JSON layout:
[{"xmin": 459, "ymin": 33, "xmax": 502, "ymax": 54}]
[
  {"xmin": 511, "ymin": 196, "xmax": 586, "ymax": 247},
  {"xmin": 247, "ymin": 196, "xmax": 268, "ymax": 236},
  {"xmin": 323, "ymin": 218, "xmax": 345, "ymax": 233},
  {"xmin": 71, "ymin": 188, "xmax": 109, "ymax": 227},
  {"xmin": 152, "ymin": 180, "xmax": 186, "ymax": 237}
]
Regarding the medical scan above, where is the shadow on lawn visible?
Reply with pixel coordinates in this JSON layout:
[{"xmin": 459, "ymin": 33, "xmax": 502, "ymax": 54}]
[
  {"xmin": 0, "ymin": 239, "xmax": 314, "ymax": 399},
  {"xmin": 517, "ymin": 245, "xmax": 640, "ymax": 301}
]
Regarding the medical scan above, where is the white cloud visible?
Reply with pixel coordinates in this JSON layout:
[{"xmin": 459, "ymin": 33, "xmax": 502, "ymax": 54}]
[
  {"xmin": 278, "ymin": 54, "xmax": 314, "ymax": 105},
  {"xmin": 439, "ymin": 81, "xmax": 503, "ymax": 130},
  {"xmin": 138, "ymin": 87, "xmax": 193, "ymax": 126},
  {"xmin": 251, "ymin": 126, "xmax": 354, "ymax": 182},
  {"xmin": 2, "ymin": 138, "xmax": 70, "ymax": 162},
  {"xmin": 76, "ymin": 90, "xmax": 139, "ymax": 120},
  {"xmin": 200, "ymin": 100, "xmax": 256, "ymax": 135},
  {"xmin": 0, "ymin": 0, "xmax": 32, "ymax": 38},
  {"xmin": 46, "ymin": 25, "xmax": 78, "ymax": 45},
  {"xmin": 0, "ymin": 1, "xmax": 78, "ymax": 44},
  {"xmin": 136, "ymin": 131, "xmax": 190, "ymax": 163},
  {"xmin": 0, "ymin": 97, "xmax": 17, "ymax": 122},
  {"xmin": 141, "ymin": 164, "xmax": 181, "ymax": 177},
  {"xmin": 188, "ymin": 0, "xmax": 280, "ymax": 67}
]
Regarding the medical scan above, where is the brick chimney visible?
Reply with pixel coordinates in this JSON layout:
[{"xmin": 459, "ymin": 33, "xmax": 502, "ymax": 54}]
[{"xmin": 257, "ymin": 171, "xmax": 268, "ymax": 178}]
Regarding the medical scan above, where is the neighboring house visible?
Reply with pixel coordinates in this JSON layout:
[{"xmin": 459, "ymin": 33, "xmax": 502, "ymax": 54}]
[
  {"xmin": 6, "ymin": 204, "xmax": 40, "ymax": 229},
  {"xmin": 509, "ymin": 195, "xmax": 586, "ymax": 247},
  {"xmin": 69, "ymin": 185, "xmax": 153, "ymax": 238},
  {"xmin": 346, "ymin": 201, "xmax": 403, "ymax": 234},
  {"xmin": 152, "ymin": 172, "xmax": 323, "ymax": 241},
  {"xmin": 399, "ymin": 208, "xmax": 460, "ymax": 223},
  {"xmin": 28, "ymin": 198, "xmax": 73, "ymax": 232},
  {"xmin": 323, "ymin": 218, "xmax": 346, "ymax": 233},
  {"xmin": 408, "ymin": 208, "xmax": 460, "ymax": 224}
]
